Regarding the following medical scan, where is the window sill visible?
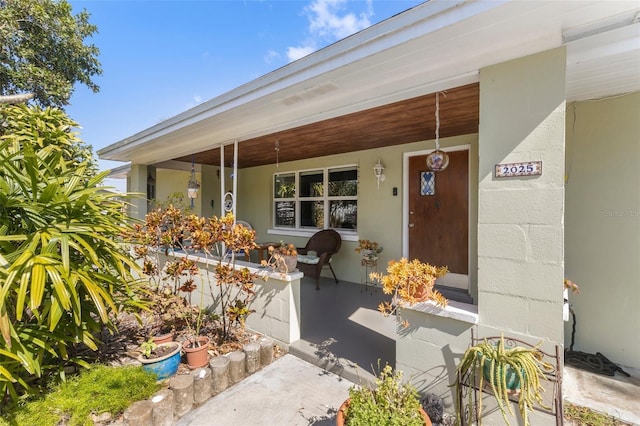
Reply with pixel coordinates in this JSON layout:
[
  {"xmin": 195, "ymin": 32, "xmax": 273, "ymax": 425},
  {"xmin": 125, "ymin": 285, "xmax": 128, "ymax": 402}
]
[
  {"xmin": 267, "ymin": 228, "xmax": 359, "ymax": 242},
  {"xmin": 405, "ymin": 299, "xmax": 478, "ymax": 325}
]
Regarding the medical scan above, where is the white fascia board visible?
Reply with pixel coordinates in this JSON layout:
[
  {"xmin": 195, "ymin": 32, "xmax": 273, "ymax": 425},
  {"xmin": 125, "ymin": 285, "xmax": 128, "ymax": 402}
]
[{"xmin": 106, "ymin": 163, "xmax": 131, "ymax": 179}]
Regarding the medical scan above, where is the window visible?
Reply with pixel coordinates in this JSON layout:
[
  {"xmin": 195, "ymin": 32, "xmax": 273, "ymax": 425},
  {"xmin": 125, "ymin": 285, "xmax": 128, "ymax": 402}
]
[{"xmin": 273, "ymin": 166, "xmax": 358, "ymax": 231}]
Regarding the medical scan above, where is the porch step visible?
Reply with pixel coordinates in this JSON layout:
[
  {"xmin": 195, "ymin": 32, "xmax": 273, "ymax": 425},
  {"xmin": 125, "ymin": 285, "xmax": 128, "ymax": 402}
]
[{"xmin": 435, "ymin": 285, "xmax": 474, "ymax": 304}]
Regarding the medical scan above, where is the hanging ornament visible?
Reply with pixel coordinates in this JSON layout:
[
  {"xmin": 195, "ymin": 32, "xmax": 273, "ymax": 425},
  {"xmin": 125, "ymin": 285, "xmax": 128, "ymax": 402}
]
[
  {"xmin": 426, "ymin": 92, "xmax": 449, "ymax": 172},
  {"xmin": 187, "ymin": 157, "xmax": 200, "ymax": 208},
  {"xmin": 275, "ymin": 139, "xmax": 280, "ymax": 169}
]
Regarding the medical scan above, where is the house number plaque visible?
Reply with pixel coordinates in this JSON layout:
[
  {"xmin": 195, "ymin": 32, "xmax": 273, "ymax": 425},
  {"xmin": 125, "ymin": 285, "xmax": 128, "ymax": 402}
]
[{"xmin": 495, "ymin": 161, "xmax": 542, "ymax": 178}]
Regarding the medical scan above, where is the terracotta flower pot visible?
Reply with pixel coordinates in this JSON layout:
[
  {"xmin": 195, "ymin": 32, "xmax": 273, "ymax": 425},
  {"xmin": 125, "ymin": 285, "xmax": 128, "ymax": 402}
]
[
  {"xmin": 183, "ymin": 336, "xmax": 210, "ymax": 369},
  {"xmin": 335, "ymin": 398, "xmax": 432, "ymax": 426},
  {"xmin": 151, "ymin": 332, "xmax": 174, "ymax": 345}
]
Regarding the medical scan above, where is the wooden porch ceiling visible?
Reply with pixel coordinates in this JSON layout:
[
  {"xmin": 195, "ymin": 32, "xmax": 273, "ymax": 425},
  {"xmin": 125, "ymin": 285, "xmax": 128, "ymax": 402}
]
[{"xmin": 174, "ymin": 83, "xmax": 479, "ymax": 169}]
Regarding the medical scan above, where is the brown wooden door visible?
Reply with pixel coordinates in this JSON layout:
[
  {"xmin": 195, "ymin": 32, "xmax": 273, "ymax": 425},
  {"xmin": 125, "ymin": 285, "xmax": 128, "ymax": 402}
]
[{"xmin": 408, "ymin": 150, "xmax": 468, "ymax": 274}]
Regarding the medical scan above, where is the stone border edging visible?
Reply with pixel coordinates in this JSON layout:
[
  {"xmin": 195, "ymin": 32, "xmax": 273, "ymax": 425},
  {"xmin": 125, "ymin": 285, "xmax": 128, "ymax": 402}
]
[{"xmin": 121, "ymin": 337, "xmax": 275, "ymax": 426}]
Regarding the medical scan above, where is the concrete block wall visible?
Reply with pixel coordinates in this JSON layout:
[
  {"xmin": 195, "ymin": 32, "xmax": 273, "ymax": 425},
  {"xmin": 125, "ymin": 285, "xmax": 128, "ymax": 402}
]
[
  {"xmin": 395, "ymin": 305, "xmax": 476, "ymax": 408},
  {"xmin": 477, "ymin": 47, "xmax": 566, "ymax": 344}
]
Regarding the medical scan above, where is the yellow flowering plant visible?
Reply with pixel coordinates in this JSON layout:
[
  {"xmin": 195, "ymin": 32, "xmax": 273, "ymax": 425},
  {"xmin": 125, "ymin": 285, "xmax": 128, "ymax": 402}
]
[
  {"xmin": 269, "ymin": 242, "xmax": 298, "ymax": 256},
  {"xmin": 371, "ymin": 258, "xmax": 448, "ymax": 327},
  {"xmin": 354, "ymin": 239, "xmax": 383, "ymax": 255}
]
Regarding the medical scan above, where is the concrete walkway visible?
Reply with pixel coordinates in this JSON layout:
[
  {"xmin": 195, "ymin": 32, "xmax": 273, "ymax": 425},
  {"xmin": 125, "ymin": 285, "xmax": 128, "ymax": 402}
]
[
  {"xmin": 175, "ymin": 277, "xmax": 640, "ymax": 425},
  {"xmin": 564, "ymin": 365, "xmax": 640, "ymax": 425},
  {"xmin": 175, "ymin": 354, "xmax": 354, "ymax": 426}
]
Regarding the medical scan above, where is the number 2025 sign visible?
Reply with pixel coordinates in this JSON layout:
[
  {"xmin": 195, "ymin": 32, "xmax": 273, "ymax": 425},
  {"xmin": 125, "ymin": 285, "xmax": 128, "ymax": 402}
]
[{"xmin": 495, "ymin": 161, "xmax": 542, "ymax": 178}]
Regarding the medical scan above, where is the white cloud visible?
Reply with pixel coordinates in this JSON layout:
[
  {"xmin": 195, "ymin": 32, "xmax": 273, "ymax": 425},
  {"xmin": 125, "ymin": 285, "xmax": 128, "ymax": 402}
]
[
  {"xmin": 264, "ymin": 49, "xmax": 280, "ymax": 64},
  {"xmin": 285, "ymin": 0, "xmax": 373, "ymax": 63},
  {"xmin": 307, "ymin": 0, "xmax": 372, "ymax": 39},
  {"xmin": 287, "ymin": 45, "xmax": 317, "ymax": 62}
]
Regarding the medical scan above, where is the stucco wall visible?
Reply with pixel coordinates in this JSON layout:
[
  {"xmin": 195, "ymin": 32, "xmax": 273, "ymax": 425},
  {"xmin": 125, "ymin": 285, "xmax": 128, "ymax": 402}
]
[
  {"xmin": 236, "ymin": 133, "xmax": 478, "ymax": 286},
  {"xmin": 155, "ymin": 169, "xmax": 202, "ymax": 214},
  {"xmin": 565, "ymin": 91, "xmax": 640, "ymax": 369},
  {"xmin": 155, "ymin": 251, "xmax": 302, "ymax": 346}
]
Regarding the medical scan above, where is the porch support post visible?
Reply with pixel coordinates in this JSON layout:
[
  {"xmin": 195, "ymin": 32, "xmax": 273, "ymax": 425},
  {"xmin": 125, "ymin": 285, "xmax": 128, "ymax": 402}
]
[
  {"xmin": 232, "ymin": 139, "xmax": 238, "ymax": 219},
  {"xmin": 128, "ymin": 163, "xmax": 149, "ymax": 221},
  {"xmin": 220, "ymin": 143, "xmax": 225, "ymax": 217},
  {"xmin": 477, "ymin": 47, "xmax": 566, "ymax": 343}
]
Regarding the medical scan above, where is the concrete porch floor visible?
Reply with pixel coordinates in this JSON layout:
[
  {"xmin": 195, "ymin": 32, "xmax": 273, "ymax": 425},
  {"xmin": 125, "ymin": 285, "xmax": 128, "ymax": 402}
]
[
  {"xmin": 291, "ymin": 276, "xmax": 640, "ymax": 424},
  {"xmin": 289, "ymin": 276, "xmax": 396, "ymax": 387}
]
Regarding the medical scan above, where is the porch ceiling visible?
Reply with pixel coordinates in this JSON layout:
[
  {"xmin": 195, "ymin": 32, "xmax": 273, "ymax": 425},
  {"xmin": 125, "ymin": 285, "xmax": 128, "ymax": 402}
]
[{"xmin": 174, "ymin": 83, "xmax": 479, "ymax": 169}]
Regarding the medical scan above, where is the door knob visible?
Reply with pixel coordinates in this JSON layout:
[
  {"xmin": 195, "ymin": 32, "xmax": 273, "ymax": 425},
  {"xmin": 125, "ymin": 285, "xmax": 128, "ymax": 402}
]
[{"xmin": 408, "ymin": 223, "xmax": 415, "ymax": 228}]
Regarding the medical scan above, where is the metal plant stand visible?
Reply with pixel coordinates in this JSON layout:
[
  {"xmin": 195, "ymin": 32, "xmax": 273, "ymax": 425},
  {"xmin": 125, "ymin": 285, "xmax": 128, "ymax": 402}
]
[
  {"xmin": 360, "ymin": 256, "xmax": 378, "ymax": 294},
  {"xmin": 456, "ymin": 329, "xmax": 563, "ymax": 425}
]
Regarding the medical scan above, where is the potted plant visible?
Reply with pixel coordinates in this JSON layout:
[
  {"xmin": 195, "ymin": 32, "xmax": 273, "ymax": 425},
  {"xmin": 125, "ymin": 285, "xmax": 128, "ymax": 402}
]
[
  {"xmin": 173, "ymin": 263, "xmax": 210, "ymax": 369},
  {"xmin": 181, "ymin": 304, "xmax": 211, "ymax": 369},
  {"xmin": 182, "ymin": 335, "xmax": 210, "ymax": 369},
  {"xmin": 371, "ymin": 258, "xmax": 448, "ymax": 327},
  {"xmin": 137, "ymin": 338, "xmax": 182, "ymax": 380},
  {"xmin": 454, "ymin": 333, "xmax": 553, "ymax": 425},
  {"xmin": 264, "ymin": 242, "xmax": 298, "ymax": 273},
  {"xmin": 336, "ymin": 363, "xmax": 432, "ymax": 425},
  {"xmin": 355, "ymin": 239, "xmax": 383, "ymax": 261}
]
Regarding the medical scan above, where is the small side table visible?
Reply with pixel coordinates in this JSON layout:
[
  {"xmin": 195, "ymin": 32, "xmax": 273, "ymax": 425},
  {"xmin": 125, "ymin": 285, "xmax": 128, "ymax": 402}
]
[
  {"xmin": 254, "ymin": 242, "xmax": 281, "ymax": 263},
  {"xmin": 360, "ymin": 256, "xmax": 378, "ymax": 293}
]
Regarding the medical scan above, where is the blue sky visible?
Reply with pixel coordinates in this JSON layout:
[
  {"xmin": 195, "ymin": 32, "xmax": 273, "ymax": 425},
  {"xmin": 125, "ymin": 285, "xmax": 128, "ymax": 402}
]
[{"xmin": 66, "ymin": 0, "xmax": 424, "ymax": 188}]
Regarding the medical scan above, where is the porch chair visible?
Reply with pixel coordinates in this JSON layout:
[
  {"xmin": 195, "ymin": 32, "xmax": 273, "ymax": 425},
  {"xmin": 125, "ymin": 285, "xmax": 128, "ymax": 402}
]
[{"xmin": 296, "ymin": 229, "xmax": 342, "ymax": 290}]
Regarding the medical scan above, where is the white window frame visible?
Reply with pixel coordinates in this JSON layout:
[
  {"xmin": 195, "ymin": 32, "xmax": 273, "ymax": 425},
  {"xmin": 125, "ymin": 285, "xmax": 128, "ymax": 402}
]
[{"xmin": 269, "ymin": 164, "xmax": 358, "ymax": 240}]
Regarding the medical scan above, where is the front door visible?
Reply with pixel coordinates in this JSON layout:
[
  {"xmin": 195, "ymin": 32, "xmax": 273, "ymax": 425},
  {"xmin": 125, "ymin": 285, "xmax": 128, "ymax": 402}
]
[{"xmin": 408, "ymin": 149, "xmax": 468, "ymax": 275}]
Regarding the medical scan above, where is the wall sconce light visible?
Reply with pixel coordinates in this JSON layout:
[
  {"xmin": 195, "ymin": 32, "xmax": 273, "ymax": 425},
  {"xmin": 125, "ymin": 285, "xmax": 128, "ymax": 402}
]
[
  {"xmin": 426, "ymin": 92, "xmax": 449, "ymax": 172},
  {"xmin": 187, "ymin": 159, "xmax": 200, "ymax": 208},
  {"xmin": 373, "ymin": 158, "xmax": 385, "ymax": 189}
]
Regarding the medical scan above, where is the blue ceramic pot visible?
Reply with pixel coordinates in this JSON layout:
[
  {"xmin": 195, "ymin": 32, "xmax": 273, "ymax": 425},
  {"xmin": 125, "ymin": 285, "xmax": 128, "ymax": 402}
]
[{"xmin": 138, "ymin": 342, "xmax": 181, "ymax": 380}]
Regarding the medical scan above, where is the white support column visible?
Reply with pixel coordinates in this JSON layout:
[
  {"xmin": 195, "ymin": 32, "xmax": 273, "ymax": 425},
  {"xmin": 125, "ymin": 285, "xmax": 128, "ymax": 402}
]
[
  {"xmin": 128, "ymin": 163, "xmax": 149, "ymax": 221},
  {"xmin": 220, "ymin": 144, "xmax": 225, "ymax": 217},
  {"xmin": 477, "ymin": 47, "xmax": 566, "ymax": 343},
  {"xmin": 232, "ymin": 140, "xmax": 238, "ymax": 220}
]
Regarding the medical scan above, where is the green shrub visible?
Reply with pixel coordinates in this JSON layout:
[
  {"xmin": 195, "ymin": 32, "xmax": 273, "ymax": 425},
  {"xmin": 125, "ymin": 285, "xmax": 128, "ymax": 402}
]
[
  {"xmin": 0, "ymin": 105, "xmax": 146, "ymax": 405},
  {"xmin": 0, "ymin": 365, "xmax": 160, "ymax": 426},
  {"xmin": 344, "ymin": 364, "xmax": 424, "ymax": 426}
]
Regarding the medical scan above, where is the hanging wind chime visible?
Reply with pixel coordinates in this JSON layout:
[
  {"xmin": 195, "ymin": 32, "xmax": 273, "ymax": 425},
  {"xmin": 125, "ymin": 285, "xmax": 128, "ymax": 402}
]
[
  {"xmin": 426, "ymin": 92, "xmax": 449, "ymax": 172},
  {"xmin": 187, "ymin": 158, "xmax": 200, "ymax": 208}
]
